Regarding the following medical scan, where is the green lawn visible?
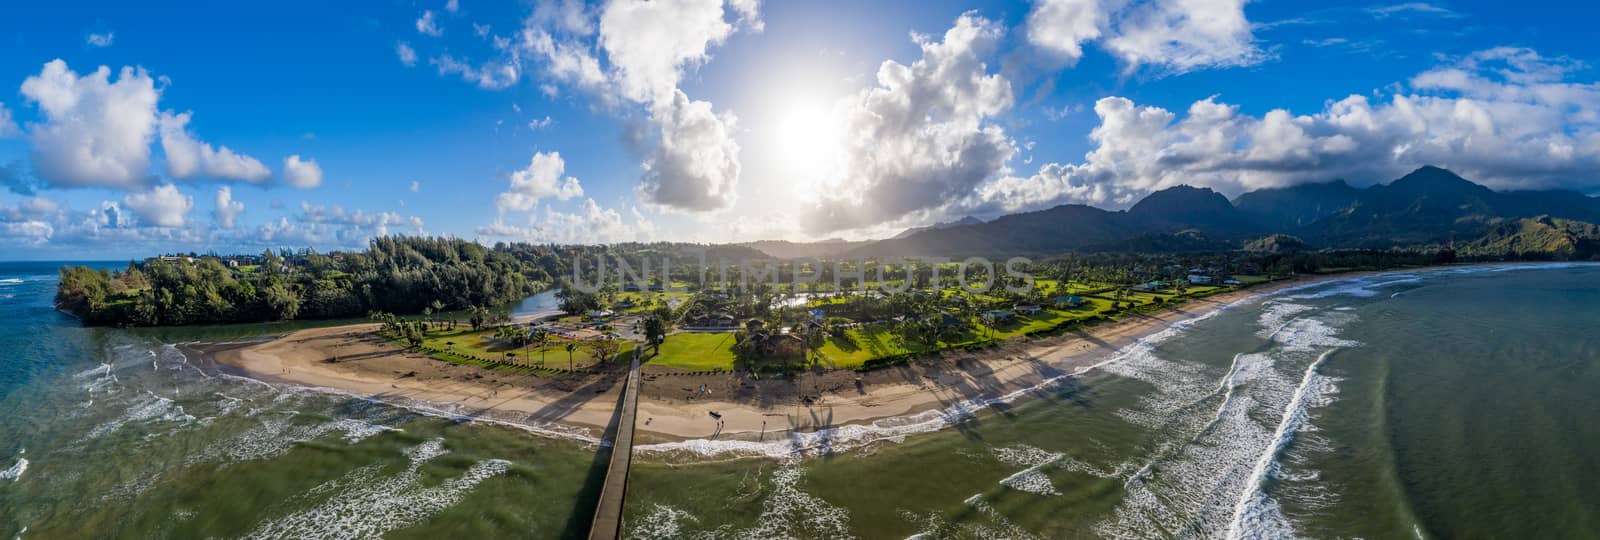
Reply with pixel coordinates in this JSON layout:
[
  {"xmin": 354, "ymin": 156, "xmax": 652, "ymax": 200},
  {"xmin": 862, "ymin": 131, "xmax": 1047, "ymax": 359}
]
[
  {"xmin": 414, "ymin": 327, "xmax": 632, "ymax": 369},
  {"xmin": 647, "ymin": 332, "xmax": 739, "ymax": 371},
  {"xmin": 816, "ymin": 325, "xmax": 934, "ymax": 369}
]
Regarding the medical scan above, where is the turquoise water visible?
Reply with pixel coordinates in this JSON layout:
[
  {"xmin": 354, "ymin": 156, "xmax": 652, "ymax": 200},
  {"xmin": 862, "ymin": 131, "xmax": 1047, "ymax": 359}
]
[{"xmin": 4, "ymin": 262, "xmax": 1599, "ymax": 538}]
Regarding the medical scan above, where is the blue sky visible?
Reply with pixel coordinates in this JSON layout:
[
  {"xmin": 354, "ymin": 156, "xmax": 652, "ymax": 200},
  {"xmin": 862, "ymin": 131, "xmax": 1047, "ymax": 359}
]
[{"xmin": 3, "ymin": 0, "xmax": 1600, "ymax": 259}]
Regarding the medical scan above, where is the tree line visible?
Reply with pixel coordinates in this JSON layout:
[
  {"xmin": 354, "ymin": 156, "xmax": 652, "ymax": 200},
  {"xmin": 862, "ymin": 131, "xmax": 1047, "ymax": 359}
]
[{"xmin": 55, "ymin": 237, "xmax": 575, "ymax": 326}]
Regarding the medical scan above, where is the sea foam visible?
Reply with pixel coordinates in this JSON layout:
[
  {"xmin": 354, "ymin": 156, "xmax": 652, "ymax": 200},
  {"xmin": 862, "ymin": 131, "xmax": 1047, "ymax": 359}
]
[
  {"xmin": 241, "ymin": 438, "xmax": 510, "ymax": 539},
  {"xmin": 1, "ymin": 450, "xmax": 26, "ymax": 481}
]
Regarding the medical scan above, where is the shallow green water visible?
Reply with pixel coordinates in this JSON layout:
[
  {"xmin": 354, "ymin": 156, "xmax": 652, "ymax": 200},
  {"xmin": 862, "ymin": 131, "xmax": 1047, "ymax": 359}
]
[{"xmin": 5, "ymin": 263, "xmax": 1599, "ymax": 538}]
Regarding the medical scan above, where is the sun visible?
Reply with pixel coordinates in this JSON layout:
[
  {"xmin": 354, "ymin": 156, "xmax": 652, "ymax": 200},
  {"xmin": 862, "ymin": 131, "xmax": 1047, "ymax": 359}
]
[{"xmin": 770, "ymin": 96, "xmax": 843, "ymax": 197}]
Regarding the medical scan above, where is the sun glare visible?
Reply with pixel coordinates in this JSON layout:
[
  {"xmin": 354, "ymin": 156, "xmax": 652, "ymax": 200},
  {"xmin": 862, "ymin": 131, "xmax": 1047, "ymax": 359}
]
[{"xmin": 771, "ymin": 97, "xmax": 842, "ymax": 197}]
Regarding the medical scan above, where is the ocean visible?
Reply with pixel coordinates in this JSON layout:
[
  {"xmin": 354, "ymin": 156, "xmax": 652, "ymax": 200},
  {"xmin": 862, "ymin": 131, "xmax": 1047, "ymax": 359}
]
[{"xmin": 3, "ymin": 261, "xmax": 1598, "ymax": 538}]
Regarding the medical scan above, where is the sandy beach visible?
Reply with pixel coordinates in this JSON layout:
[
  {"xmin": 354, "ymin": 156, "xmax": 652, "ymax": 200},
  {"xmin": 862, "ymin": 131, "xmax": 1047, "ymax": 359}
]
[{"xmin": 205, "ymin": 273, "xmax": 1363, "ymax": 445}]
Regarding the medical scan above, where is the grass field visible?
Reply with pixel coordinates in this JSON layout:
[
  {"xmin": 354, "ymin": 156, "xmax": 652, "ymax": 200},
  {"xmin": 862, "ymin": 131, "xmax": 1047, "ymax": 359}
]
[
  {"xmin": 816, "ymin": 325, "xmax": 934, "ymax": 369},
  {"xmin": 412, "ymin": 326, "xmax": 633, "ymax": 369},
  {"xmin": 647, "ymin": 331, "xmax": 739, "ymax": 371}
]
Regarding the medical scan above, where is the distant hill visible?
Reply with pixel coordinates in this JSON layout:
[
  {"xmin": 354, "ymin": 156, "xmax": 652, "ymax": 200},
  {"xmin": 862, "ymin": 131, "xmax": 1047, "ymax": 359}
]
[
  {"xmin": 890, "ymin": 216, "xmax": 985, "ymax": 239},
  {"xmin": 1462, "ymin": 216, "xmax": 1600, "ymax": 259},
  {"xmin": 737, "ymin": 238, "xmax": 872, "ymax": 259},
  {"xmin": 845, "ymin": 166, "xmax": 1600, "ymax": 257}
]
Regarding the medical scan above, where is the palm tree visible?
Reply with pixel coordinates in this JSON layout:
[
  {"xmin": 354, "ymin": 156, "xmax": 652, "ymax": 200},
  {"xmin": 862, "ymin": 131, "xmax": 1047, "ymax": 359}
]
[
  {"xmin": 565, "ymin": 342, "xmax": 578, "ymax": 370},
  {"xmin": 532, "ymin": 329, "xmax": 551, "ymax": 366}
]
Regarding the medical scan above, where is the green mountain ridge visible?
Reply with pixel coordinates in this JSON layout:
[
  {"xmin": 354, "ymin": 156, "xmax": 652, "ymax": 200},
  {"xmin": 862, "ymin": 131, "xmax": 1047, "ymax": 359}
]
[{"xmin": 841, "ymin": 166, "xmax": 1600, "ymax": 258}]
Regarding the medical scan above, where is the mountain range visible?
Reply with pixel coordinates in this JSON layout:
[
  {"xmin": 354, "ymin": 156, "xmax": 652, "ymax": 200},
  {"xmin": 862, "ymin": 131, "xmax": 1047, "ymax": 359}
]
[{"xmin": 744, "ymin": 166, "xmax": 1600, "ymax": 259}]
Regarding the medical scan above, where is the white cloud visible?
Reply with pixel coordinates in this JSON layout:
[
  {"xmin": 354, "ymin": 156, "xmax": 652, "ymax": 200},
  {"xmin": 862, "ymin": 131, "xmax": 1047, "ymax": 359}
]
[
  {"xmin": 512, "ymin": 0, "xmax": 756, "ymax": 213},
  {"xmin": 1102, "ymin": 0, "xmax": 1265, "ymax": 75},
  {"xmin": 1026, "ymin": 0, "xmax": 1113, "ymax": 66},
  {"xmin": 19, "ymin": 59, "xmax": 161, "ymax": 189},
  {"xmin": 245, "ymin": 202, "xmax": 423, "ymax": 248},
  {"xmin": 636, "ymin": 91, "xmax": 741, "ymax": 211},
  {"xmin": 430, "ymin": 54, "xmax": 520, "ymax": 90},
  {"xmin": 417, "ymin": 10, "xmax": 443, "ymax": 36},
  {"xmin": 1020, "ymin": 0, "xmax": 1265, "ymax": 75},
  {"xmin": 961, "ymin": 46, "xmax": 1600, "ymax": 216},
  {"xmin": 800, "ymin": 13, "xmax": 1016, "ymax": 233},
  {"xmin": 299, "ymin": 201, "xmax": 423, "ymax": 236},
  {"xmin": 446, "ymin": 0, "xmax": 460, "ymax": 13},
  {"xmin": 213, "ymin": 186, "xmax": 244, "ymax": 229},
  {"xmin": 474, "ymin": 23, "xmax": 492, "ymax": 37},
  {"xmin": 122, "ymin": 184, "xmax": 194, "ymax": 227},
  {"xmin": 410, "ymin": 180, "xmax": 421, "ymax": 193},
  {"xmin": 157, "ymin": 111, "xmax": 272, "ymax": 183},
  {"xmin": 495, "ymin": 151, "xmax": 583, "ymax": 211},
  {"xmin": 598, "ymin": 0, "xmax": 737, "ymax": 104},
  {"xmin": 529, "ymin": 115, "xmax": 555, "ymax": 129},
  {"xmin": 396, "ymin": 41, "xmax": 418, "ymax": 67},
  {"xmin": 477, "ymin": 198, "xmax": 651, "ymax": 244},
  {"xmin": 0, "ymin": 220, "xmax": 53, "ymax": 245},
  {"xmin": 0, "ymin": 102, "xmax": 17, "ymax": 138},
  {"xmin": 532, "ymin": 0, "xmax": 595, "ymax": 36},
  {"xmin": 520, "ymin": 29, "xmax": 609, "ymax": 96},
  {"xmin": 86, "ymin": 32, "xmax": 115, "ymax": 48},
  {"xmin": 1367, "ymin": 2, "xmax": 1458, "ymax": 18},
  {"xmin": 282, "ymin": 155, "xmax": 323, "ymax": 189}
]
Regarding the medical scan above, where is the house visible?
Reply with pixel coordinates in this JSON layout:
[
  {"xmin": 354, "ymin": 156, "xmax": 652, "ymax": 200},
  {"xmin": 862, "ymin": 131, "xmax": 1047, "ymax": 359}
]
[
  {"xmin": 690, "ymin": 312, "xmax": 737, "ymax": 328},
  {"xmin": 808, "ymin": 308, "xmax": 826, "ymax": 322},
  {"xmin": 1054, "ymin": 295, "xmax": 1085, "ymax": 308},
  {"xmin": 1014, "ymin": 304, "xmax": 1043, "ymax": 315},
  {"xmin": 588, "ymin": 309, "xmax": 615, "ymax": 319},
  {"xmin": 981, "ymin": 310, "xmax": 1015, "ymax": 323},
  {"xmin": 1133, "ymin": 280, "xmax": 1166, "ymax": 292},
  {"xmin": 939, "ymin": 313, "xmax": 967, "ymax": 331},
  {"xmin": 1187, "ymin": 274, "xmax": 1214, "ymax": 285}
]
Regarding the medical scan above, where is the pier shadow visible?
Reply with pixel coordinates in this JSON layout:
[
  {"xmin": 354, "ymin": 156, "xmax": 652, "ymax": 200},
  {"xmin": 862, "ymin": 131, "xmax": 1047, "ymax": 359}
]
[{"xmin": 558, "ymin": 383, "xmax": 629, "ymax": 539}]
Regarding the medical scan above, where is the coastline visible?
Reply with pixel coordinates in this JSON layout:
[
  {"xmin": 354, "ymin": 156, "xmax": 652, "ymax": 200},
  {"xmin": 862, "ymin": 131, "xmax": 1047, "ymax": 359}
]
[{"xmin": 202, "ymin": 268, "xmax": 1411, "ymax": 450}]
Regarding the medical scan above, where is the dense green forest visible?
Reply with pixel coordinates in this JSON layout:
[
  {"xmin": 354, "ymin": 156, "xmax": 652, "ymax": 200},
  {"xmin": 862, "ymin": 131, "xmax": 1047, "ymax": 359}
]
[
  {"xmin": 54, "ymin": 238, "xmax": 779, "ymax": 327},
  {"xmin": 55, "ymin": 237, "xmax": 565, "ymax": 326}
]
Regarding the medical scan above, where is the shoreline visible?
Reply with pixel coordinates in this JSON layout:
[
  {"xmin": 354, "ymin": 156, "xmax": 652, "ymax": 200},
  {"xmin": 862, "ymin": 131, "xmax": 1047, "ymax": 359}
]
[{"xmin": 201, "ymin": 267, "xmax": 1441, "ymax": 450}]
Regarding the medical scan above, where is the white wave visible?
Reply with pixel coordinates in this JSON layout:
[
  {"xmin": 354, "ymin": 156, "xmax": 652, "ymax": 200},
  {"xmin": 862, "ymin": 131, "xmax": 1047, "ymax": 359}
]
[
  {"xmin": 1257, "ymin": 302, "xmax": 1314, "ymax": 339},
  {"xmin": 994, "ymin": 444, "xmax": 1064, "ymax": 495},
  {"xmin": 629, "ymin": 504, "xmax": 699, "ymax": 540},
  {"xmin": 2, "ymin": 449, "xmax": 26, "ymax": 481},
  {"xmin": 1098, "ymin": 303, "xmax": 1353, "ymax": 538},
  {"xmin": 1224, "ymin": 349, "xmax": 1341, "ymax": 540},
  {"xmin": 1272, "ymin": 317, "xmax": 1361, "ymax": 352},
  {"xmin": 960, "ymin": 494, "xmax": 1040, "ymax": 540},
  {"xmin": 0, "ymin": 278, "xmax": 23, "ymax": 285},
  {"xmin": 185, "ymin": 415, "xmax": 400, "ymax": 467},
  {"xmin": 1288, "ymin": 275, "xmax": 1420, "ymax": 300},
  {"xmin": 83, "ymin": 391, "xmax": 195, "ymax": 440},
  {"xmin": 263, "ymin": 382, "xmax": 602, "ymax": 445},
  {"xmin": 641, "ymin": 304, "xmax": 1243, "ymax": 459},
  {"xmin": 242, "ymin": 438, "xmax": 510, "ymax": 539},
  {"xmin": 736, "ymin": 464, "xmax": 855, "ymax": 539}
]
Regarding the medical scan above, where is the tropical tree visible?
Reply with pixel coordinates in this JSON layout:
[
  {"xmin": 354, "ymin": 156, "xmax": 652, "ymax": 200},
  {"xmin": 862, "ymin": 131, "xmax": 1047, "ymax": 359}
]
[
  {"xmin": 643, "ymin": 313, "xmax": 668, "ymax": 354},
  {"xmin": 590, "ymin": 338, "xmax": 622, "ymax": 365},
  {"xmin": 532, "ymin": 329, "xmax": 551, "ymax": 366},
  {"xmin": 564, "ymin": 342, "xmax": 578, "ymax": 370}
]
